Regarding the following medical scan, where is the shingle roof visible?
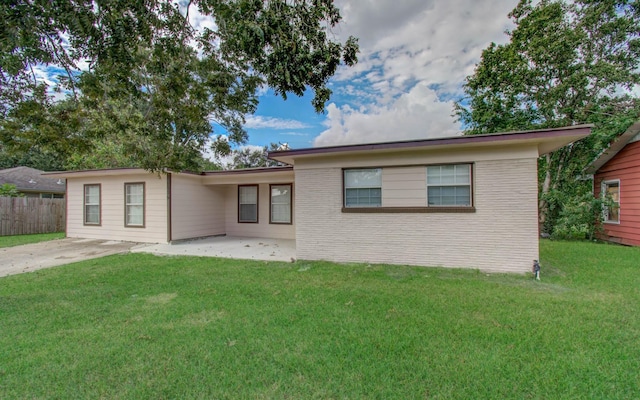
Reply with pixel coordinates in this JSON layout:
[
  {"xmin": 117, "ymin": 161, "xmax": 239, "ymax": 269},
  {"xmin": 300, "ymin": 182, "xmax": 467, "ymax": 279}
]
[{"xmin": 0, "ymin": 166, "xmax": 66, "ymax": 194}]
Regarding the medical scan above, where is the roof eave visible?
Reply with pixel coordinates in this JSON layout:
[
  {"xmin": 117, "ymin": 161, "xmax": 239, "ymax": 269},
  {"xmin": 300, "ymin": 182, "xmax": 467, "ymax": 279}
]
[
  {"xmin": 584, "ymin": 121, "xmax": 640, "ymax": 175},
  {"xmin": 42, "ymin": 167, "xmax": 150, "ymax": 178},
  {"xmin": 269, "ymin": 125, "xmax": 592, "ymax": 164}
]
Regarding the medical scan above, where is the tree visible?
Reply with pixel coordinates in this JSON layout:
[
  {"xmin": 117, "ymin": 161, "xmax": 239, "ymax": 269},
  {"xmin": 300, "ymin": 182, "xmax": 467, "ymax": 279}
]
[
  {"xmin": 218, "ymin": 142, "xmax": 289, "ymax": 169},
  {"xmin": 0, "ymin": 183, "xmax": 23, "ymax": 197},
  {"xmin": 455, "ymin": 0, "xmax": 640, "ymax": 234},
  {"xmin": 0, "ymin": 145, "xmax": 65, "ymax": 171},
  {"xmin": 1, "ymin": 0, "xmax": 358, "ymax": 171}
]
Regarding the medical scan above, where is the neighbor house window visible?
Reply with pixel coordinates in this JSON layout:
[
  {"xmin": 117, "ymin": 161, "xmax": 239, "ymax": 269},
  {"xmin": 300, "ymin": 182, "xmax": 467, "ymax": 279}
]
[
  {"xmin": 270, "ymin": 184, "xmax": 292, "ymax": 224},
  {"xmin": 84, "ymin": 184, "xmax": 101, "ymax": 225},
  {"xmin": 602, "ymin": 180, "xmax": 620, "ymax": 223},
  {"xmin": 426, "ymin": 164, "xmax": 472, "ymax": 206},
  {"xmin": 238, "ymin": 185, "xmax": 258, "ymax": 223},
  {"xmin": 125, "ymin": 182, "xmax": 145, "ymax": 227},
  {"xmin": 344, "ymin": 168, "xmax": 382, "ymax": 207},
  {"xmin": 41, "ymin": 193, "xmax": 64, "ymax": 199}
]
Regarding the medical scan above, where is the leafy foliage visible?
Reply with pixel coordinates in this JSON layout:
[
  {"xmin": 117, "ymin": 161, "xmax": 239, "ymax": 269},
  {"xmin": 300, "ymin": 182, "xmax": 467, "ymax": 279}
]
[
  {"xmin": 0, "ymin": 183, "xmax": 23, "ymax": 197},
  {"xmin": 218, "ymin": 142, "xmax": 289, "ymax": 170},
  {"xmin": 455, "ymin": 0, "xmax": 640, "ymax": 234},
  {"xmin": 0, "ymin": 0, "xmax": 358, "ymax": 172}
]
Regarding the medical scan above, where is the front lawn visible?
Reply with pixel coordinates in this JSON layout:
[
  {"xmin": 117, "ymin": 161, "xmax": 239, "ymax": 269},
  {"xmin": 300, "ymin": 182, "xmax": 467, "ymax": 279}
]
[
  {"xmin": 0, "ymin": 232, "xmax": 65, "ymax": 248},
  {"xmin": 1, "ymin": 240, "xmax": 639, "ymax": 398}
]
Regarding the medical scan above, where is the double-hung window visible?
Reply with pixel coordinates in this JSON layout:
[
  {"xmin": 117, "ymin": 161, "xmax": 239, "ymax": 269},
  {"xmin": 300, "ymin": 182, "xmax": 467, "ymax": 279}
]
[
  {"xmin": 84, "ymin": 184, "xmax": 101, "ymax": 225},
  {"xmin": 426, "ymin": 164, "xmax": 472, "ymax": 207},
  {"xmin": 238, "ymin": 185, "xmax": 258, "ymax": 223},
  {"xmin": 602, "ymin": 180, "xmax": 620, "ymax": 223},
  {"xmin": 125, "ymin": 183, "xmax": 145, "ymax": 227},
  {"xmin": 344, "ymin": 169, "xmax": 382, "ymax": 207},
  {"xmin": 270, "ymin": 184, "xmax": 292, "ymax": 224}
]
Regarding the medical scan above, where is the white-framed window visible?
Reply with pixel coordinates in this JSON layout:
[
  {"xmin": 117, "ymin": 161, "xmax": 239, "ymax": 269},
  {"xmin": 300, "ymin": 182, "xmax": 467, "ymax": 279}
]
[
  {"xmin": 344, "ymin": 168, "xmax": 382, "ymax": 207},
  {"xmin": 270, "ymin": 184, "xmax": 292, "ymax": 224},
  {"xmin": 238, "ymin": 185, "xmax": 258, "ymax": 223},
  {"xmin": 125, "ymin": 182, "xmax": 145, "ymax": 227},
  {"xmin": 426, "ymin": 164, "xmax": 472, "ymax": 207},
  {"xmin": 601, "ymin": 180, "xmax": 620, "ymax": 224},
  {"xmin": 84, "ymin": 184, "xmax": 101, "ymax": 225}
]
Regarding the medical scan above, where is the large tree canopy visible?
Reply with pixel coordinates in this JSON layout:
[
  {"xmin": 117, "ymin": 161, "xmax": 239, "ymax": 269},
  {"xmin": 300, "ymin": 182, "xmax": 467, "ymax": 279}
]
[
  {"xmin": 0, "ymin": 0, "xmax": 358, "ymax": 171},
  {"xmin": 455, "ymin": 0, "xmax": 640, "ymax": 236}
]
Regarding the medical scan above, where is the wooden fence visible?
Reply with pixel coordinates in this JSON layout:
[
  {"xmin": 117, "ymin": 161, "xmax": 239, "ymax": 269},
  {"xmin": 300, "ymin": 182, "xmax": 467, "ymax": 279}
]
[{"xmin": 0, "ymin": 197, "xmax": 66, "ymax": 236}]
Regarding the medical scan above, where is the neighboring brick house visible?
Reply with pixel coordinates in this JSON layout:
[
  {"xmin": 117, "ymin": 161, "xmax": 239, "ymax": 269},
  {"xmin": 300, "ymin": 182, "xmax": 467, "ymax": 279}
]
[
  {"xmin": 0, "ymin": 166, "xmax": 66, "ymax": 198},
  {"xmin": 45, "ymin": 125, "xmax": 590, "ymax": 273},
  {"xmin": 586, "ymin": 121, "xmax": 640, "ymax": 246}
]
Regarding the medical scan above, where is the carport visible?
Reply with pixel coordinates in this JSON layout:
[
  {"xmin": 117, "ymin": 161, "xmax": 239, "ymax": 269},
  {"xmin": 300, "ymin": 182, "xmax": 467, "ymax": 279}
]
[{"xmin": 133, "ymin": 236, "xmax": 297, "ymax": 262}]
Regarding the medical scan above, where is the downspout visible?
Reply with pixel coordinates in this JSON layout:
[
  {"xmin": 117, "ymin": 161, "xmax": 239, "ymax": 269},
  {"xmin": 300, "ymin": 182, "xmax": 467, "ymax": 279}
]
[
  {"xmin": 64, "ymin": 179, "xmax": 68, "ymax": 238},
  {"xmin": 167, "ymin": 172, "xmax": 172, "ymax": 243}
]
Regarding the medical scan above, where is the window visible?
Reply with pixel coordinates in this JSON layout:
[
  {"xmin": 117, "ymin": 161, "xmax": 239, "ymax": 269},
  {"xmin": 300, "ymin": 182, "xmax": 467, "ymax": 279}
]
[
  {"xmin": 84, "ymin": 184, "xmax": 101, "ymax": 225},
  {"xmin": 125, "ymin": 183, "xmax": 145, "ymax": 227},
  {"xmin": 426, "ymin": 164, "xmax": 472, "ymax": 207},
  {"xmin": 40, "ymin": 193, "xmax": 63, "ymax": 199},
  {"xmin": 238, "ymin": 185, "xmax": 258, "ymax": 223},
  {"xmin": 344, "ymin": 169, "xmax": 382, "ymax": 207},
  {"xmin": 270, "ymin": 184, "xmax": 292, "ymax": 224},
  {"xmin": 602, "ymin": 180, "xmax": 620, "ymax": 223}
]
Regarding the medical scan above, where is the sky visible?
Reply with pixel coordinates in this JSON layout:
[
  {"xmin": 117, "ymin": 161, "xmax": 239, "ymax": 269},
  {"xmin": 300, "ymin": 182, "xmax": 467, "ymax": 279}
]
[
  {"xmin": 236, "ymin": 0, "xmax": 519, "ymax": 150},
  {"xmin": 35, "ymin": 0, "xmax": 519, "ymax": 154}
]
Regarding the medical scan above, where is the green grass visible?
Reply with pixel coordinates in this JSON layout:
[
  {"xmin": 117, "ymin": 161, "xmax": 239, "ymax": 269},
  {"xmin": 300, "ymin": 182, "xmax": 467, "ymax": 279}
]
[
  {"xmin": 1, "ymin": 240, "xmax": 639, "ymax": 399},
  {"xmin": 0, "ymin": 232, "xmax": 65, "ymax": 248}
]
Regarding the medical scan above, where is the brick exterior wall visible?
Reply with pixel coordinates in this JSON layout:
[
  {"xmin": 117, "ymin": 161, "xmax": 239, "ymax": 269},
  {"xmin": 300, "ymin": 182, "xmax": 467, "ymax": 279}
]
[{"xmin": 295, "ymin": 158, "xmax": 539, "ymax": 273}]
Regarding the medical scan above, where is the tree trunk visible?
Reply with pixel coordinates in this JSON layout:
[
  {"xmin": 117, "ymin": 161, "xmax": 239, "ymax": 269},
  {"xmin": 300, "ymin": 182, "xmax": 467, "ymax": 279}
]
[{"xmin": 539, "ymin": 154, "xmax": 552, "ymax": 233}]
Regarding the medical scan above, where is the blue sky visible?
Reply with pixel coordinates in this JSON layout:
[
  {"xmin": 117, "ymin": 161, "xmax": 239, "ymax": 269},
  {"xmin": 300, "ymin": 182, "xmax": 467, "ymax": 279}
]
[
  {"xmin": 38, "ymin": 0, "xmax": 521, "ymax": 153},
  {"xmin": 233, "ymin": 0, "xmax": 519, "ymax": 150}
]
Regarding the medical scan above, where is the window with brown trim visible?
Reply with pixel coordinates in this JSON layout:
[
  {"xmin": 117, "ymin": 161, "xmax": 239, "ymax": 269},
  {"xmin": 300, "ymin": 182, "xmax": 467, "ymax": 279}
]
[
  {"xmin": 238, "ymin": 185, "xmax": 258, "ymax": 223},
  {"xmin": 341, "ymin": 164, "xmax": 475, "ymax": 213},
  {"xmin": 602, "ymin": 180, "xmax": 620, "ymax": 224},
  {"xmin": 426, "ymin": 164, "xmax": 472, "ymax": 207},
  {"xmin": 84, "ymin": 184, "xmax": 101, "ymax": 225},
  {"xmin": 270, "ymin": 184, "xmax": 292, "ymax": 224},
  {"xmin": 344, "ymin": 168, "xmax": 382, "ymax": 207},
  {"xmin": 125, "ymin": 182, "xmax": 145, "ymax": 227}
]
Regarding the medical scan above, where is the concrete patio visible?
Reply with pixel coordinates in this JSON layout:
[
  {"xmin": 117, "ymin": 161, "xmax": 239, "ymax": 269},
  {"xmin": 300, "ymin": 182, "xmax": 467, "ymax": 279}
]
[{"xmin": 132, "ymin": 236, "xmax": 296, "ymax": 262}]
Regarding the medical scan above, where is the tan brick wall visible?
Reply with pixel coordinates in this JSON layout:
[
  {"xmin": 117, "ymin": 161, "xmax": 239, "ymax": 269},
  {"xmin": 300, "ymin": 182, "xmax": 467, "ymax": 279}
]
[{"xmin": 294, "ymin": 158, "xmax": 539, "ymax": 273}]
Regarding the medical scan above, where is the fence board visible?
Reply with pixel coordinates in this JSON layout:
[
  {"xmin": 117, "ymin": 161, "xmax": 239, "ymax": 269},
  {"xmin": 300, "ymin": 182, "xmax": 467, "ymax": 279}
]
[{"xmin": 0, "ymin": 197, "xmax": 66, "ymax": 236}]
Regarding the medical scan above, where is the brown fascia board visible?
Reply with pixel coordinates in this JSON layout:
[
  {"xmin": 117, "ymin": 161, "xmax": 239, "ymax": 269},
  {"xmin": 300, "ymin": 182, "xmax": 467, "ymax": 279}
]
[
  {"xmin": 201, "ymin": 166, "xmax": 294, "ymax": 175},
  {"xmin": 268, "ymin": 124, "xmax": 593, "ymax": 163},
  {"xmin": 42, "ymin": 166, "xmax": 294, "ymax": 178},
  {"xmin": 44, "ymin": 168, "xmax": 204, "ymax": 177},
  {"xmin": 584, "ymin": 121, "xmax": 640, "ymax": 175},
  {"xmin": 42, "ymin": 167, "xmax": 149, "ymax": 177}
]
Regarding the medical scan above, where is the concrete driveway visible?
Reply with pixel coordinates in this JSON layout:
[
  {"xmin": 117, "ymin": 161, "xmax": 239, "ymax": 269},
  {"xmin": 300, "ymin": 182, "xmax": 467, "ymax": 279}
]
[{"xmin": 0, "ymin": 238, "xmax": 139, "ymax": 278}]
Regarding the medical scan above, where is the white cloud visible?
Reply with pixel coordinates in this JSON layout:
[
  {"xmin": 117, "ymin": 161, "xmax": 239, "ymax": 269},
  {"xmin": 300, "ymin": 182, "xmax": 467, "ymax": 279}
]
[
  {"xmin": 244, "ymin": 115, "xmax": 311, "ymax": 130},
  {"xmin": 314, "ymin": 82, "xmax": 459, "ymax": 146},
  {"xmin": 315, "ymin": 0, "xmax": 517, "ymax": 145}
]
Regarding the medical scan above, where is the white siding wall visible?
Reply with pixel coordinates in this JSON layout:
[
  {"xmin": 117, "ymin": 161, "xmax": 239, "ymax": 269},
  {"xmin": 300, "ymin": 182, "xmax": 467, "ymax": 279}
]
[
  {"xmin": 170, "ymin": 174, "xmax": 226, "ymax": 240},
  {"xmin": 224, "ymin": 183, "xmax": 295, "ymax": 239},
  {"xmin": 294, "ymin": 157, "xmax": 539, "ymax": 273},
  {"xmin": 66, "ymin": 173, "xmax": 168, "ymax": 243},
  {"xmin": 382, "ymin": 166, "xmax": 427, "ymax": 207}
]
